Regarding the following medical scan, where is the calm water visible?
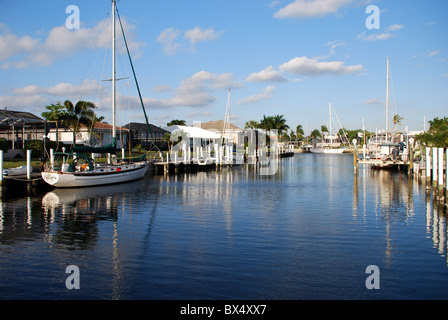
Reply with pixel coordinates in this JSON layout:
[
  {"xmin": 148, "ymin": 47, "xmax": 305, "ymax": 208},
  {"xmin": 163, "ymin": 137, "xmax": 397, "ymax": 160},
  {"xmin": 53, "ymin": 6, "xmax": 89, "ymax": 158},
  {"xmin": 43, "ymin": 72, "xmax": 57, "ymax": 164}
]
[{"xmin": 0, "ymin": 154, "xmax": 447, "ymax": 300}]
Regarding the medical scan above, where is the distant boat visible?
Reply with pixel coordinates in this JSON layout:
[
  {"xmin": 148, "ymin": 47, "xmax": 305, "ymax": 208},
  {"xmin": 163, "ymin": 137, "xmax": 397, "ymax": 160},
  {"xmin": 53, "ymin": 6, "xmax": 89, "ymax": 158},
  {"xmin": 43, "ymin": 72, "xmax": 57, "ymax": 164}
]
[
  {"xmin": 41, "ymin": 1, "xmax": 153, "ymax": 188},
  {"xmin": 309, "ymin": 147, "xmax": 345, "ymax": 154},
  {"xmin": 3, "ymin": 165, "xmax": 27, "ymax": 177},
  {"xmin": 310, "ymin": 102, "xmax": 348, "ymax": 154}
]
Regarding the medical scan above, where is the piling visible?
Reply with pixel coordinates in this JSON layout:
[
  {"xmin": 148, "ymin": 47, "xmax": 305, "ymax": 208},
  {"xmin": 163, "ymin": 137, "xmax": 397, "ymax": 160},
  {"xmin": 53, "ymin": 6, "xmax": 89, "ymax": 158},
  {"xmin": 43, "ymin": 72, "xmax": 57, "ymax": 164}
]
[
  {"xmin": 432, "ymin": 147, "xmax": 438, "ymax": 187},
  {"xmin": 409, "ymin": 146, "xmax": 413, "ymax": 174},
  {"xmin": 446, "ymin": 149, "xmax": 448, "ymax": 206},
  {"xmin": 353, "ymin": 140, "xmax": 358, "ymax": 174},
  {"xmin": 50, "ymin": 149, "xmax": 54, "ymax": 169},
  {"xmin": 426, "ymin": 147, "xmax": 431, "ymax": 184},
  {"xmin": 26, "ymin": 149, "xmax": 32, "ymax": 180},
  {"xmin": 0, "ymin": 150, "xmax": 3, "ymax": 185},
  {"xmin": 438, "ymin": 148, "xmax": 444, "ymax": 196}
]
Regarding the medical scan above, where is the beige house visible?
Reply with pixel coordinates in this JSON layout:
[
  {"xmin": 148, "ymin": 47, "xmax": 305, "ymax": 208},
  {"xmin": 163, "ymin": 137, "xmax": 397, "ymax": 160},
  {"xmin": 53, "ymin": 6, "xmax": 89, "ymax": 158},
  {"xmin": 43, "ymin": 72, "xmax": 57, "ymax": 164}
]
[{"xmin": 193, "ymin": 120, "xmax": 243, "ymax": 143}]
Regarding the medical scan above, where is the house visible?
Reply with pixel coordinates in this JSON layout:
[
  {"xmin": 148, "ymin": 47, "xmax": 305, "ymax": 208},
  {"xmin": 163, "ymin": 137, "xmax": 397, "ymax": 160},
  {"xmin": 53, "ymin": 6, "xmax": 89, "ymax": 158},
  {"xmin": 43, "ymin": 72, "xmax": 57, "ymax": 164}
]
[
  {"xmin": 193, "ymin": 120, "xmax": 243, "ymax": 143},
  {"xmin": 0, "ymin": 109, "xmax": 45, "ymax": 150},
  {"xmin": 163, "ymin": 125, "xmax": 221, "ymax": 148},
  {"xmin": 47, "ymin": 121, "xmax": 129, "ymax": 149},
  {"xmin": 123, "ymin": 122, "xmax": 169, "ymax": 149}
]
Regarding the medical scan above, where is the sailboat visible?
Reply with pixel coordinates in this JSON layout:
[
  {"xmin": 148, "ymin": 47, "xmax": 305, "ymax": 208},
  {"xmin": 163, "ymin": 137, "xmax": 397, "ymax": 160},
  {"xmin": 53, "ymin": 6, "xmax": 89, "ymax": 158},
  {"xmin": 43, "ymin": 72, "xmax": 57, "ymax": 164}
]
[
  {"xmin": 41, "ymin": 1, "xmax": 153, "ymax": 188},
  {"xmin": 310, "ymin": 102, "xmax": 347, "ymax": 154},
  {"xmin": 366, "ymin": 58, "xmax": 405, "ymax": 160}
]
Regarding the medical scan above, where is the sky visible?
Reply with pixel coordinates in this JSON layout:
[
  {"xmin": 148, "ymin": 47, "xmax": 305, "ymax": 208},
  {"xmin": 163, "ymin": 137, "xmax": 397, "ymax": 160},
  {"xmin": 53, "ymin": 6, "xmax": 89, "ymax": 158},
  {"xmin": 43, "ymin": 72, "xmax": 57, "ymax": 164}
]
[{"xmin": 0, "ymin": 0, "xmax": 447, "ymax": 135}]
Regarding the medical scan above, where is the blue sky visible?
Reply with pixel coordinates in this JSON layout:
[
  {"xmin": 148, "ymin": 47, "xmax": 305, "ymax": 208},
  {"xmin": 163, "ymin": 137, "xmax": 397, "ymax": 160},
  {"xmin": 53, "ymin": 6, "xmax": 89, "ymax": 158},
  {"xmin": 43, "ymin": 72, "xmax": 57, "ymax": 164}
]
[{"xmin": 0, "ymin": 0, "xmax": 447, "ymax": 135}]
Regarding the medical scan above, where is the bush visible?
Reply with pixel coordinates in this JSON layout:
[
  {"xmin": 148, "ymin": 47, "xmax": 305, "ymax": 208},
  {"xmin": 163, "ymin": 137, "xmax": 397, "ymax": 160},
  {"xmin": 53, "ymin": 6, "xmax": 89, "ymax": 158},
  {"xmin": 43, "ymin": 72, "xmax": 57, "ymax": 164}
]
[{"xmin": 0, "ymin": 139, "xmax": 8, "ymax": 152}]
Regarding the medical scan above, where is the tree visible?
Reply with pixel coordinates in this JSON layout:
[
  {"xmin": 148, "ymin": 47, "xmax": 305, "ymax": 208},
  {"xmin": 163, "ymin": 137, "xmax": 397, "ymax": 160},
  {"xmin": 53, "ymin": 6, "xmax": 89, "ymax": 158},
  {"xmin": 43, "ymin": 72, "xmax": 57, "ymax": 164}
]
[
  {"xmin": 41, "ymin": 102, "xmax": 66, "ymax": 143},
  {"xmin": 245, "ymin": 120, "xmax": 260, "ymax": 129},
  {"xmin": 296, "ymin": 124, "xmax": 304, "ymax": 140},
  {"xmin": 393, "ymin": 114, "xmax": 403, "ymax": 132},
  {"xmin": 62, "ymin": 100, "xmax": 97, "ymax": 145},
  {"xmin": 259, "ymin": 115, "xmax": 275, "ymax": 130},
  {"xmin": 416, "ymin": 116, "xmax": 448, "ymax": 148},
  {"xmin": 95, "ymin": 115, "xmax": 106, "ymax": 123},
  {"xmin": 259, "ymin": 114, "xmax": 289, "ymax": 137},
  {"xmin": 289, "ymin": 130, "xmax": 296, "ymax": 141},
  {"xmin": 310, "ymin": 129, "xmax": 321, "ymax": 145},
  {"xmin": 273, "ymin": 114, "xmax": 289, "ymax": 136},
  {"xmin": 321, "ymin": 125, "xmax": 328, "ymax": 138},
  {"xmin": 167, "ymin": 119, "xmax": 186, "ymax": 126}
]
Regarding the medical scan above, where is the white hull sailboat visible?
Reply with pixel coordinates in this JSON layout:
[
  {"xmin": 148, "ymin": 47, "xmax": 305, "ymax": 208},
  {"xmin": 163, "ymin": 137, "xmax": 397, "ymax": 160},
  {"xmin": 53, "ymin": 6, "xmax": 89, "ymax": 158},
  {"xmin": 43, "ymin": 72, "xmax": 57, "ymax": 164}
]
[
  {"xmin": 309, "ymin": 147, "xmax": 345, "ymax": 154},
  {"xmin": 42, "ymin": 1, "xmax": 153, "ymax": 188},
  {"xmin": 42, "ymin": 162, "xmax": 148, "ymax": 188},
  {"xmin": 310, "ymin": 102, "xmax": 348, "ymax": 154}
]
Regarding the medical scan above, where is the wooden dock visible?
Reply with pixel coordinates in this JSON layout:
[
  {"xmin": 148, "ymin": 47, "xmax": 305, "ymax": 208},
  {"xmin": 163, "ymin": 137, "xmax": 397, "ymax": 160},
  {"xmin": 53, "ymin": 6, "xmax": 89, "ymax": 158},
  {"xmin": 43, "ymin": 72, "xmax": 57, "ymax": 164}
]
[
  {"xmin": 152, "ymin": 149, "xmax": 294, "ymax": 175},
  {"xmin": 357, "ymin": 146, "xmax": 447, "ymax": 207}
]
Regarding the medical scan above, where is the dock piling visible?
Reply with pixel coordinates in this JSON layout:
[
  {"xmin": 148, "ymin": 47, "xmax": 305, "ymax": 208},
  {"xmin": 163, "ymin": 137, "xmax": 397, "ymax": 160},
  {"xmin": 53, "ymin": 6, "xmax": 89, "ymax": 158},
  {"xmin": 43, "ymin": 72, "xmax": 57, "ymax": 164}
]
[
  {"xmin": 0, "ymin": 150, "xmax": 3, "ymax": 184},
  {"xmin": 426, "ymin": 147, "xmax": 431, "ymax": 184},
  {"xmin": 438, "ymin": 148, "xmax": 444, "ymax": 194},
  {"xmin": 446, "ymin": 149, "xmax": 448, "ymax": 206},
  {"xmin": 432, "ymin": 147, "xmax": 438, "ymax": 187},
  {"xmin": 26, "ymin": 149, "xmax": 32, "ymax": 180}
]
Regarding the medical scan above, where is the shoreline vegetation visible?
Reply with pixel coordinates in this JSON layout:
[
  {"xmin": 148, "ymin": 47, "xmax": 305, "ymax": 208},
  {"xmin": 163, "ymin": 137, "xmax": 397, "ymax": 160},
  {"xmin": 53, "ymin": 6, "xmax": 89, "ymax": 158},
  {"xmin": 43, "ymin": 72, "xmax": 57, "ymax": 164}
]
[{"xmin": 2, "ymin": 99, "xmax": 446, "ymax": 168}]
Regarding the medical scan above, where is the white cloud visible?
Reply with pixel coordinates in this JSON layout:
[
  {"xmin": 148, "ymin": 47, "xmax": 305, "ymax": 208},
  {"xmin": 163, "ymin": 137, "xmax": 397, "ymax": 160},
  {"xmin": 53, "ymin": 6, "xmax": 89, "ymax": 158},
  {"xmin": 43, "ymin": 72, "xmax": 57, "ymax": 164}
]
[
  {"xmin": 1, "ymin": 71, "xmax": 241, "ymax": 118},
  {"xmin": 158, "ymin": 26, "xmax": 223, "ymax": 55},
  {"xmin": 0, "ymin": 79, "xmax": 110, "ymax": 118},
  {"xmin": 168, "ymin": 71, "xmax": 241, "ymax": 108},
  {"xmin": 157, "ymin": 28, "xmax": 182, "ymax": 55},
  {"xmin": 357, "ymin": 31, "xmax": 394, "ymax": 41},
  {"xmin": 279, "ymin": 56, "xmax": 364, "ymax": 76},
  {"xmin": 0, "ymin": 95, "xmax": 50, "ymax": 114},
  {"xmin": 0, "ymin": 18, "xmax": 145, "ymax": 69},
  {"xmin": 386, "ymin": 24, "xmax": 404, "ymax": 31},
  {"xmin": 274, "ymin": 0, "xmax": 354, "ymax": 19},
  {"xmin": 184, "ymin": 27, "xmax": 221, "ymax": 46},
  {"xmin": 358, "ymin": 24, "xmax": 404, "ymax": 41},
  {"xmin": 13, "ymin": 79, "xmax": 102, "ymax": 97},
  {"xmin": 237, "ymin": 86, "xmax": 276, "ymax": 105},
  {"xmin": 428, "ymin": 50, "xmax": 440, "ymax": 57},
  {"xmin": 363, "ymin": 98, "xmax": 384, "ymax": 105},
  {"xmin": 246, "ymin": 65, "xmax": 287, "ymax": 82}
]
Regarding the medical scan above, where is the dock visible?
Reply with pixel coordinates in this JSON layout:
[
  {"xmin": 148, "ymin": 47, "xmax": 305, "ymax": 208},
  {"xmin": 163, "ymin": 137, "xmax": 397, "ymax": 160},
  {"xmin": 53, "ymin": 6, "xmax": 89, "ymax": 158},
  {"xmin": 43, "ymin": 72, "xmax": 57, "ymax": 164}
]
[
  {"xmin": 357, "ymin": 146, "xmax": 447, "ymax": 207},
  {"xmin": 152, "ymin": 144, "xmax": 294, "ymax": 175}
]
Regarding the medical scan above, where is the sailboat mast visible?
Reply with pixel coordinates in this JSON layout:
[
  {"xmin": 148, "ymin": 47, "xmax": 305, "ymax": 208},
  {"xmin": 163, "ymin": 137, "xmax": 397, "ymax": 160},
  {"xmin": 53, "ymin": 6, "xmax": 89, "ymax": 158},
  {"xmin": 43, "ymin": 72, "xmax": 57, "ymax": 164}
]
[
  {"xmin": 223, "ymin": 88, "xmax": 231, "ymax": 142},
  {"xmin": 112, "ymin": 0, "xmax": 116, "ymax": 139},
  {"xmin": 329, "ymin": 102, "xmax": 332, "ymax": 144},
  {"xmin": 385, "ymin": 57, "xmax": 389, "ymax": 141}
]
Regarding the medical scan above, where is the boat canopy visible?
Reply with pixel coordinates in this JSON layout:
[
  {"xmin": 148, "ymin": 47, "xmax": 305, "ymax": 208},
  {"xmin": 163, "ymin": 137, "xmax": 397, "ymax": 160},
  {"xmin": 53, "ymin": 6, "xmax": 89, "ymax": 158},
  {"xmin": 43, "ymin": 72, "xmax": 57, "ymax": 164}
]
[{"xmin": 72, "ymin": 137, "xmax": 117, "ymax": 154}]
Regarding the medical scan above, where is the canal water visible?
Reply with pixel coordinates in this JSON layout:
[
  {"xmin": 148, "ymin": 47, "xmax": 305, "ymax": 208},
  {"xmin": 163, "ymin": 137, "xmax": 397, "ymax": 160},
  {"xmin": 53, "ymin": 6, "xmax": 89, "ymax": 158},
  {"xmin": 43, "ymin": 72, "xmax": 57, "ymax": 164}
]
[{"xmin": 0, "ymin": 154, "xmax": 447, "ymax": 300}]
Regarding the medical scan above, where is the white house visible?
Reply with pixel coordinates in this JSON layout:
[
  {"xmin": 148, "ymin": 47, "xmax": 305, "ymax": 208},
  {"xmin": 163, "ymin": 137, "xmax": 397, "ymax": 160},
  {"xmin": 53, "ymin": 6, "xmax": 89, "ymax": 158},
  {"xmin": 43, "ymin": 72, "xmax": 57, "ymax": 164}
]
[{"xmin": 47, "ymin": 121, "xmax": 129, "ymax": 149}]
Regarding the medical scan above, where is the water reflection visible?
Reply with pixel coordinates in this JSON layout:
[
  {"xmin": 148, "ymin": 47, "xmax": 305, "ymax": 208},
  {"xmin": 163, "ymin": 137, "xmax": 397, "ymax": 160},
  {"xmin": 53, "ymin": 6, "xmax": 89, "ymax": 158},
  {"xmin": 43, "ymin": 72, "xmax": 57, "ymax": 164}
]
[
  {"xmin": 353, "ymin": 165, "xmax": 447, "ymax": 266},
  {"xmin": 426, "ymin": 191, "xmax": 447, "ymax": 264},
  {"xmin": 0, "ymin": 155, "xmax": 447, "ymax": 299}
]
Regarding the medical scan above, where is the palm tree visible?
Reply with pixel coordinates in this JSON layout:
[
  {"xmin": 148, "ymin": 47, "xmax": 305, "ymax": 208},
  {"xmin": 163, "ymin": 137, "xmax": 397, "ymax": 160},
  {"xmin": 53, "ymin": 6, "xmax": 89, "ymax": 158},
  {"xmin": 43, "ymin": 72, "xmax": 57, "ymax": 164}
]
[
  {"xmin": 62, "ymin": 100, "xmax": 97, "ymax": 145},
  {"xmin": 41, "ymin": 102, "xmax": 66, "ymax": 143},
  {"xmin": 272, "ymin": 114, "xmax": 289, "ymax": 136},
  {"xmin": 95, "ymin": 115, "xmax": 105, "ymax": 123},
  {"xmin": 310, "ymin": 129, "xmax": 321, "ymax": 145},
  {"xmin": 289, "ymin": 130, "xmax": 296, "ymax": 141},
  {"xmin": 259, "ymin": 115, "xmax": 275, "ymax": 130},
  {"xmin": 244, "ymin": 120, "xmax": 260, "ymax": 129},
  {"xmin": 393, "ymin": 114, "xmax": 403, "ymax": 132},
  {"xmin": 416, "ymin": 116, "xmax": 448, "ymax": 148},
  {"xmin": 296, "ymin": 124, "xmax": 304, "ymax": 140}
]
